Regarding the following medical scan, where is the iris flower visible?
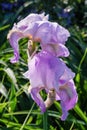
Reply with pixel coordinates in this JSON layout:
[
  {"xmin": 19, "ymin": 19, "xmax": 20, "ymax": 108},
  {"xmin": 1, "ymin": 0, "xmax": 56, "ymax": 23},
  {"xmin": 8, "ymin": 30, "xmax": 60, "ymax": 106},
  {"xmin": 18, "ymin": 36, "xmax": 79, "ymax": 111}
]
[
  {"xmin": 8, "ymin": 13, "xmax": 78, "ymax": 120},
  {"xmin": 24, "ymin": 51, "xmax": 78, "ymax": 120},
  {"xmin": 7, "ymin": 13, "xmax": 70, "ymax": 63}
]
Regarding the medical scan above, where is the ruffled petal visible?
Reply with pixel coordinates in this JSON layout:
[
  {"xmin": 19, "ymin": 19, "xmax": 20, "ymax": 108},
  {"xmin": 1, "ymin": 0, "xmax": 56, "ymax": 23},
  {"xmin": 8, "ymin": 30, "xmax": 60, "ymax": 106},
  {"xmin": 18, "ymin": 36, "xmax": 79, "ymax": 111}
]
[
  {"xmin": 32, "ymin": 21, "xmax": 70, "ymax": 57},
  {"xmin": 13, "ymin": 13, "xmax": 48, "ymax": 34},
  {"xmin": 56, "ymin": 24, "xmax": 70, "ymax": 44},
  {"xmin": 56, "ymin": 44, "xmax": 70, "ymax": 57},
  {"xmin": 58, "ymin": 79, "xmax": 78, "ymax": 120},
  {"xmin": 33, "ymin": 21, "xmax": 70, "ymax": 45},
  {"xmin": 41, "ymin": 43, "xmax": 70, "ymax": 57},
  {"xmin": 59, "ymin": 63, "xmax": 75, "ymax": 86}
]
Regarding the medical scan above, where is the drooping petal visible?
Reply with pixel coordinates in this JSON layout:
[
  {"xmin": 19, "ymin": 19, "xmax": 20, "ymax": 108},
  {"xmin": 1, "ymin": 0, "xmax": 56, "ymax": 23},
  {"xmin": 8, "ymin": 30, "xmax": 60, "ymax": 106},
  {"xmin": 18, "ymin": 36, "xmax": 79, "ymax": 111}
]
[
  {"xmin": 24, "ymin": 51, "xmax": 77, "ymax": 119},
  {"xmin": 24, "ymin": 51, "xmax": 65, "ymax": 91},
  {"xmin": 7, "ymin": 30, "xmax": 24, "ymax": 63},
  {"xmin": 24, "ymin": 51, "xmax": 74, "ymax": 91},
  {"xmin": 8, "ymin": 13, "xmax": 49, "ymax": 63},
  {"xmin": 29, "ymin": 87, "xmax": 46, "ymax": 112},
  {"xmin": 59, "ymin": 63, "xmax": 75, "ymax": 86},
  {"xmin": 24, "ymin": 51, "xmax": 69, "ymax": 113},
  {"xmin": 58, "ymin": 79, "xmax": 78, "ymax": 120},
  {"xmin": 55, "ymin": 61, "xmax": 75, "ymax": 101}
]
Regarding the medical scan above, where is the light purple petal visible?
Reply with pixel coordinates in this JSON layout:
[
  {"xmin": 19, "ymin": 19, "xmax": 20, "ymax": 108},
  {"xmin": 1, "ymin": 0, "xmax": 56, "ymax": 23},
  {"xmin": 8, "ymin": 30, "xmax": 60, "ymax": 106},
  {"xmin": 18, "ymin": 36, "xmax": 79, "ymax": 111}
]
[
  {"xmin": 59, "ymin": 62, "xmax": 75, "ymax": 86},
  {"xmin": 17, "ymin": 12, "xmax": 49, "ymax": 29},
  {"xmin": 60, "ymin": 101, "xmax": 69, "ymax": 121},
  {"xmin": 7, "ymin": 30, "xmax": 24, "ymax": 63},
  {"xmin": 41, "ymin": 43, "xmax": 70, "ymax": 57},
  {"xmin": 55, "ymin": 62, "xmax": 75, "ymax": 101},
  {"xmin": 30, "ymin": 87, "xmax": 46, "ymax": 112},
  {"xmin": 56, "ymin": 44, "xmax": 70, "ymax": 57},
  {"xmin": 31, "ymin": 21, "xmax": 70, "ymax": 57},
  {"xmin": 58, "ymin": 79, "xmax": 78, "ymax": 120},
  {"xmin": 24, "ymin": 51, "xmax": 65, "ymax": 90},
  {"xmin": 33, "ymin": 21, "xmax": 70, "ymax": 45},
  {"xmin": 34, "ymin": 21, "xmax": 54, "ymax": 44},
  {"xmin": 56, "ymin": 24, "xmax": 70, "ymax": 44},
  {"xmin": 14, "ymin": 13, "xmax": 49, "ymax": 34}
]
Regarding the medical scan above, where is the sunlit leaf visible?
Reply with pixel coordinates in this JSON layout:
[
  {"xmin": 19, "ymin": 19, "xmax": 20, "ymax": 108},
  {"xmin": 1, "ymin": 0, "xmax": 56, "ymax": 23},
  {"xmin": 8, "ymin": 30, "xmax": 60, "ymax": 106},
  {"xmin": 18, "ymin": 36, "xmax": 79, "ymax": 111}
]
[
  {"xmin": 4, "ymin": 68, "xmax": 18, "ymax": 90},
  {"xmin": 0, "ymin": 82, "xmax": 8, "ymax": 98}
]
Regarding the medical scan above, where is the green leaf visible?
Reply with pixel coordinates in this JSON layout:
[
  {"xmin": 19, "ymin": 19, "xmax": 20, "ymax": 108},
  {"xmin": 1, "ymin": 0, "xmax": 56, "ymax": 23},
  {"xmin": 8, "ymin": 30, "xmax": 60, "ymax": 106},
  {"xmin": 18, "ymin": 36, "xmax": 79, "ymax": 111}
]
[
  {"xmin": 8, "ymin": 85, "xmax": 17, "ymax": 112},
  {"xmin": 74, "ymin": 104, "xmax": 87, "ymax": 123},
  {"xmin": 0, "ymin": 60, "xmax": 7, "ymax": 67},
  {"xmin": 3, "ymin": 68, "xmax": 18, "ymax": 90},
  {"xmin": 0, "ymin": 25, "xmax": 10, "ymax": 31},
  {"xmin": 0, "ymin": 82, "xmax": 8, "ymax": 98}
]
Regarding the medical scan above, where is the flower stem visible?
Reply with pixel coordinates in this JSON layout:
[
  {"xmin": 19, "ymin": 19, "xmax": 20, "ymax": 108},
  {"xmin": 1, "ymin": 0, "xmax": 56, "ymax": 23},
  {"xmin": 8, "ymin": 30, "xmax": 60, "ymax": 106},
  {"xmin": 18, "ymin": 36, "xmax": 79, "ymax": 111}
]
[{"xmin": 43, "ymin": 110, "xmax": 48, "ymax": 130}]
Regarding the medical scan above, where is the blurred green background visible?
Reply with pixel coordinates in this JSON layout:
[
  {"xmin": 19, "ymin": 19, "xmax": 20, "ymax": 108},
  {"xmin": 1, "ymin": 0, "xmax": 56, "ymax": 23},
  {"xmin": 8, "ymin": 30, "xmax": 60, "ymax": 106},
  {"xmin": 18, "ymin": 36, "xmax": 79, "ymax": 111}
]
[{"xmin": 0, "ymin": 0, "xmax": 87, "ymax": 130}]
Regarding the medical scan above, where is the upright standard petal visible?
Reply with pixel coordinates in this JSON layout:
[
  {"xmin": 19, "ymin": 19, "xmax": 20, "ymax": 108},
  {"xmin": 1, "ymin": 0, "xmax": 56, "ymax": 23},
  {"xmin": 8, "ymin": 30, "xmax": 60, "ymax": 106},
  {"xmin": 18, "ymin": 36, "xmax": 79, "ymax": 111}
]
[
  {"xmin": 32, "ymin": 21, "xmax": 70, "ymax": 57},
  {"xmin": 17, "ymin": 12, "xmax": 49, "ymax": 29},
  {"xmin": 33, "ymin": 21, "xmax": 70, "ymax": 44}
]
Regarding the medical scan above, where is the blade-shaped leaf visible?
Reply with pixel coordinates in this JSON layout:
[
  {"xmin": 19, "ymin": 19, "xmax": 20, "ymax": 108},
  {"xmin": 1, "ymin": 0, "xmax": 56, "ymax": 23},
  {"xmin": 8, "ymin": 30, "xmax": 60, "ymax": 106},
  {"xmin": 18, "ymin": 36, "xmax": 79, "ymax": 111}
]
[{"xmin": 0, "ymin": 82, "xmax": 8, "ymax": 98}]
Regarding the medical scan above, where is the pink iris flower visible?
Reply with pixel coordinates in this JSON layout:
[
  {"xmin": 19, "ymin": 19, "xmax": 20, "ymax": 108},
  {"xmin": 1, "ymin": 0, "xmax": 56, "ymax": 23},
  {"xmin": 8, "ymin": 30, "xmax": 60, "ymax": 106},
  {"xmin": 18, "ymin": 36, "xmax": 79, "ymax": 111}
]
[{"xmin": 24, "ymin": 51, "xmax": 78, "ymax": 120}]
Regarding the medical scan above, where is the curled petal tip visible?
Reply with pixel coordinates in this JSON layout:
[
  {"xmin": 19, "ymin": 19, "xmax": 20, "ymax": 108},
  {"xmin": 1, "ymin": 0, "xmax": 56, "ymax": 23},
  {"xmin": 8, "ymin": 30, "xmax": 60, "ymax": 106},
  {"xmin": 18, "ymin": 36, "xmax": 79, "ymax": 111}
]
[
  {"xmin": 40, "ymin": 106, "xmax": 46, "ymax": 113},
  {"xmin": 8, "ymin": 29, "xmax": 24, "ymax": 63},
  {"xmin": 10, "ymin": 58, "xmax": 18, "ymax": 63},
  {"xmin": 61, "ymin": 112, "xmax": 69, "ymax": 121},
  {"xmin": 10, "ymin": 54, "xmax": 19, "ymax": 63}
]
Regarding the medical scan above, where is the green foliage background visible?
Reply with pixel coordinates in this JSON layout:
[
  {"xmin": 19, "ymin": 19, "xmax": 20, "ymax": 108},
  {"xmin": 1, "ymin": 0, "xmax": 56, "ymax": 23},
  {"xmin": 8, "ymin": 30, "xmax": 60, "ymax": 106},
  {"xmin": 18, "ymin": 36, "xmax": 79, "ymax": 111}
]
[{"xmin": 0, "ymin": 0, "xmax": 87, "ymax": 129}]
